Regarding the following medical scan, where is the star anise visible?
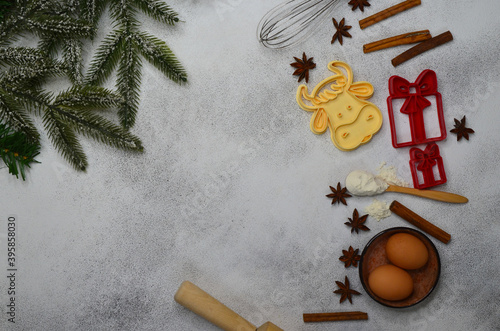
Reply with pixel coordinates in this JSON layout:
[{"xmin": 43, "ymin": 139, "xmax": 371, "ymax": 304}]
[
  {"xmin": 339, "ymin": 246, "xmax": 361, "ymax": 268},
  {"xmin": 290, "ymin": 52, "xmax": 316, "ymax": 83},
  {"xmin": 348, "ymin": 0, "xmax": 371, "ymax": 12},
  {"xmin": 331, "ymin": 18, "xmax": 352, "ymax": 45},
  {"xmin": 344, "ymin": 209, "xmax": 370, "ymax": 234},
  {"xmin": 450, "ymin": 116, "xmax": 475, "ymax": 141},
  {"xmin": 326, "ymin": 182, "xmax": 352, "ymax": 205},
  {"xmin": 333, "ymin": 276, "xmax": 361, "ymax": 304}
]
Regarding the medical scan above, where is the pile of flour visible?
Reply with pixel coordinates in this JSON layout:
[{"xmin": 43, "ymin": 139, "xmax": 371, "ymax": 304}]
[{"xmin": 363, "ymin": 163, "xmax": 409, "ymax": 221}]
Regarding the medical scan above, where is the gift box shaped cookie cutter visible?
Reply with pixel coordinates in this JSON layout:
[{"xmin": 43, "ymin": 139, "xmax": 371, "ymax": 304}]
[
  {"xmin": 409, "ymin": 143, "xmax": 447, "ymax": 189},
  {"xmin": 387, "ymin": 70, "xmax": 447, "ymax": 148}
]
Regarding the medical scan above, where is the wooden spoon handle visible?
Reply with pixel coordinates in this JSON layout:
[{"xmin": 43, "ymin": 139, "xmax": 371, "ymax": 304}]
[
  {"xmin": 386, "ymin": 185, "xmax": 468, "ymax": 203},
  {"xmin": 174, "ymin": 281, "xmax": 256, "ymax": 331}
]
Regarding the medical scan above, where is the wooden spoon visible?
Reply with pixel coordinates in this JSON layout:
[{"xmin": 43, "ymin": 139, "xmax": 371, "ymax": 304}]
[
  {"xmin": 385, "ymin": 185, "xmax": 468, "ymax": 203},
  {"xmin": 345, "ymin": 170, "xmax": 468, "ymax": 203}
]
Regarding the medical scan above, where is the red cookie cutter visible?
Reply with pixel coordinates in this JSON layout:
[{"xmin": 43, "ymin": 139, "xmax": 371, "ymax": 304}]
[
  {"xmin": 409, "ymin": 143, "xmax": 447, "ymax": 189},
  {"xmin": 387, "ymin": 70, "xmax": 447, "ymax": 148}
]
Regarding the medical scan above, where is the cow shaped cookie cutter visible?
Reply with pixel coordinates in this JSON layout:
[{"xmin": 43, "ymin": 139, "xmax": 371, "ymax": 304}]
[
  {"xmin": 387, "ymin": 69, "xmax": 447, "ymax": 148},
  {"xmin": 296, "ymin": 61, "xmax": 383, "ymax": 151}
]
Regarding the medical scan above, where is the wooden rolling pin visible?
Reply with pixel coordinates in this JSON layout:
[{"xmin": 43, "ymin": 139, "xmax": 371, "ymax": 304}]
[{"xmin": 175, "ymin": 281, "xmax": 283, "ymax": 331}]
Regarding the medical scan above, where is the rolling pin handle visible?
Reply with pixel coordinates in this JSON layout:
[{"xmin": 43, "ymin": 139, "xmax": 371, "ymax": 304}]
[{"xmin": 174, "ymin": 281, "xmax": 256, "ymax": 331}]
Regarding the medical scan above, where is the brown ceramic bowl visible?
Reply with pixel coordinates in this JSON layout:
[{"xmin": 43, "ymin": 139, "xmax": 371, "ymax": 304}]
[{"xmin": 359, "ymin": 227, "xmax": 441, "ymax": 308}]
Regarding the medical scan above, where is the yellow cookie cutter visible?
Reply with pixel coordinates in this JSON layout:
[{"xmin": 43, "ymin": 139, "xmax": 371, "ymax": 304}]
[{"xmin": 296, "ymin": 61, "xmax": 383, "ymax": 151}]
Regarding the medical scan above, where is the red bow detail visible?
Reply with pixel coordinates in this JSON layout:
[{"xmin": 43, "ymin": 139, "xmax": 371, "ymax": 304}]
[
  {"xmin": 413, "ymin": 143, "xmax": 440, "ymax": 171},
  {"xmin": 389, "ymin": 70, "xmax": 438, "ymax": 114}
]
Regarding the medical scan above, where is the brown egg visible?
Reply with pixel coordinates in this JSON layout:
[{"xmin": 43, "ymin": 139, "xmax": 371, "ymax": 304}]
[
  {"xmin": 368, "ymin": 264, "xmax": 414, "ymax": 301},
  {"xmin": 386, "ymin": 233, "xmax": 429, "ymax": 270}
]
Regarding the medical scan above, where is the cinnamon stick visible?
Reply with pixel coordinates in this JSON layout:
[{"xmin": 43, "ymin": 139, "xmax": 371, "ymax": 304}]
[
  {"xmin": 390, "ymin": 201, "xmax": 451, "ymax": 244},
  {"xmin": 363, "ymin": 30, "xmax": 431, "ymax": 53},
  {"xmin": 303, "ymin": 311, "xmax": 368, "ymax": 323},
  {"xmin": 359, "ymin": 0, "xmax": 421, "ymax": 30},
  {"xmin": 392, "ymin": 31, "xmax": 454, "ymax": 67}
]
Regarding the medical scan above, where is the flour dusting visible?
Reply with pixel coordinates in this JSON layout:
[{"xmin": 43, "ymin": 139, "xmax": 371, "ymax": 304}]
[
  {"xmin": 377, "ymin": 162, "xmax": 409, "ymax": 187},
  {"xmin": 364, "ymin": 198, "xmax": 391, "ymax": 221}
]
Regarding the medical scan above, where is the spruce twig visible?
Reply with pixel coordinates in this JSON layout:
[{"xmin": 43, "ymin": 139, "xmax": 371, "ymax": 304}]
[
  {"xmin": 0, "ymin": 89, "xmax": 40, "ymax": 143},
  {"xmin": 86, "ymin": 0, "xmax": 187, "ymax": 129},
  {"xmin": 0, "ymin": 122, "xmax": 40, "ymax": 180},
  {"xmin": 134, "ymin": 0, "xmax": 180, "ymax": 25},
  {"xmin": 8, "ymin": 86, "xmax": 143, "ymax": 171},
  {"xmin": 0, "ymin": 0, "xmax": 186, "ymax": 175},
  {"xmin": 133, "ymin": 32, "xmax": 187, "ymax": 84},
  {"xmin": 117, "ymin": 39, "xmax": 142, "ymax": 129},
  {"xmin": 86, "ymin": 30, "xmax": 125, "ymax": 86},
  {"xmin": 80, "ymin": 0, "xmax": 107, "ymax": 36}
]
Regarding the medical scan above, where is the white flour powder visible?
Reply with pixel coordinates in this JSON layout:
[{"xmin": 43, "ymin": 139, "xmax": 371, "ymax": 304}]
[
  {"xmin": 364, "ymin": 198, "xmax": 391, "ymax": 221},
  {"xmin": 376, "ymin": 162, "xmax": 409, "ymax": 187},
  {"xmin": 347, "ymin": 163, "xmax": 408, "ymax": 220}
]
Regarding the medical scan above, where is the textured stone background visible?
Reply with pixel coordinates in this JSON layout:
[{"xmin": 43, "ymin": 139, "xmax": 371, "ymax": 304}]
[{"xmin": 1, "ymin": 0, "xmax": 500, "ymax": 330}]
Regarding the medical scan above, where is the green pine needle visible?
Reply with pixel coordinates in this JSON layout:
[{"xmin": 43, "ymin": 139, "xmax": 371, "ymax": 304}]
[
  {"xmin": 63, "ymin": 38, "xmax": 84, "ymax": 84},
  {"xmin": 85, "ymin": 29, "xmax": 125, "ymax": 86},
  {"xmin": 81, "ymin": 0, "xmax": 108, "ymax": 25},
  {"xmin": 54, "ymin": 106, "xmax": 144, "ymax": 152},
  {"xmin": 110, "ymin": 0, "xmax": 140, "ymax": 27},
  {"xmin": 14, "ymin": 86, "xmax": 143, "ymax": 170},
  {"xmin": 117, "ymin": 40, "xmax": 142, "ymax": 129},
  {"xmin": 133, "ymin": 0, "xmax": 180, "ymax": 25},
  {"xmin": 26, "ymin": 15, "xmax": 93, "ymax": 38},
  {"xmin": 1, "ymin": 56, "xmax": 66, "ymax": 90},
  {"xmin": 54, "ymin": 85, "xmax": 123, "ymax": 110},
  {"xmin": 86, "ymin": 1, "xmax": 187, "ymax": 132},
  {"xmin": 133, "ymin": 32, "xmax": 187, "ymax": 84},
  {"xmin": 0, "ymin": 0, "xmax": 187, "ymax": 175},
  {"xmin": 0, "ymin": 89, "xmax": 40, "ymax": 143},
  {"xmin": 38, "ymin": 36, "xmax": 61, "ymax": 58},
  {"xmin": 0, "ymin": 47, "xmax": 47, "ymax": 67},
  {"xmin": 43, "ymin": 109, "xmax": 88, "ymax": 171},
  {"xmin": 6, "ymin": 87, "xmax": 53, "ymax": 117},
  {"xmin": 0, "ymin": 122, "xmax": 40, "ymax": 180}
]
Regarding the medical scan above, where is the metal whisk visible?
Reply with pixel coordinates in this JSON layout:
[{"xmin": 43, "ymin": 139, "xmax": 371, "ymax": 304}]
[{"xmin": 257, "ymin": 0, "xmax": 342, "ymax": 49}]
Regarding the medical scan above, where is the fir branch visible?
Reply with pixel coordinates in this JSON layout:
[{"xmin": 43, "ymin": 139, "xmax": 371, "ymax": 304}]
[
  {"xmin": 0, "ymin": 122, "xmax": 40, "ymax": 180},
  {"xmin": 0, "ymin": 47, "xmax": 47, "ymax": 67},
  {"xmin": 0, "ymin": 0, "xmax": 187, "ymax": 176},
  {"xmin": 80, "ymin": 0, "xmax": 108, "ymax": 34},
  {"xmin": 53, "ymin": 106, "xmax": 143, "ymax": 152},
  {"xmin": 0, "ymin": 89, "xmax": 40, "ymax": 143},
  {"xmin": 38, "ymin": 35, "xmax": 61, "ymax": 58},
  {"xmin": 29, "ymin": 0, "xmax": 51, "ymax": 13},
  {"xmin": 26, "ymin": 15, "xmax": 93, "ymax": 38},
  {"xmin": 63, "ymin": 38, "xmax": 84, "ymax": 84},
  {"xmin": 86, "ymin": 0, "xmax": 187, "ymax": 132},
  {"xmin": 0, "ymin": 3, "xmax": 25, "ymax": 46},
  {"xmin": 0, "ymin": 1, "xmax": 49, "ymax": 45},
  {"xmin": 85, "ymin": 29, "xmax": 125, "ymax": 85},
  {"xmin": 110, "ymin": 0, "xmax": 140, "ymax": 28},
  {"xmin": 117, "ymin": 39, "xmax": 142, "ymax": 129},
  {"xmin": 54, "ymin": 85, "xmax": 123, "ymax": 110},
  {"xmin": 6, "ymin": 86, "xmax": 53, "ymax": 116},
  {"xmin": 133, "ymin": 0, "xmax": 179, "ymax": 25},
  {"xmin": 9, "ymin": 85, "xmax": 143, "ymax": 170},
  {"xmin": 0, "ymin": 57, "xmax": 66, "ymax": 89},
  {"xmin": 133, "ymin": 31, "xmax": 187, "ymax": 84},
  {"xmin": 42, "ymin": 108, "xmax": 88, "ymax": 171},
  {"xmin": 39, "ymin": 0, "xmax": 68, "ymax": 17}
]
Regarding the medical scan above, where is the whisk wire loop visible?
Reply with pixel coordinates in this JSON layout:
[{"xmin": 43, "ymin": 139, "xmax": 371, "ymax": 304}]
[{"xmin": 257, "ymin": 0, "xmax": 342, "ymax": 49}]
